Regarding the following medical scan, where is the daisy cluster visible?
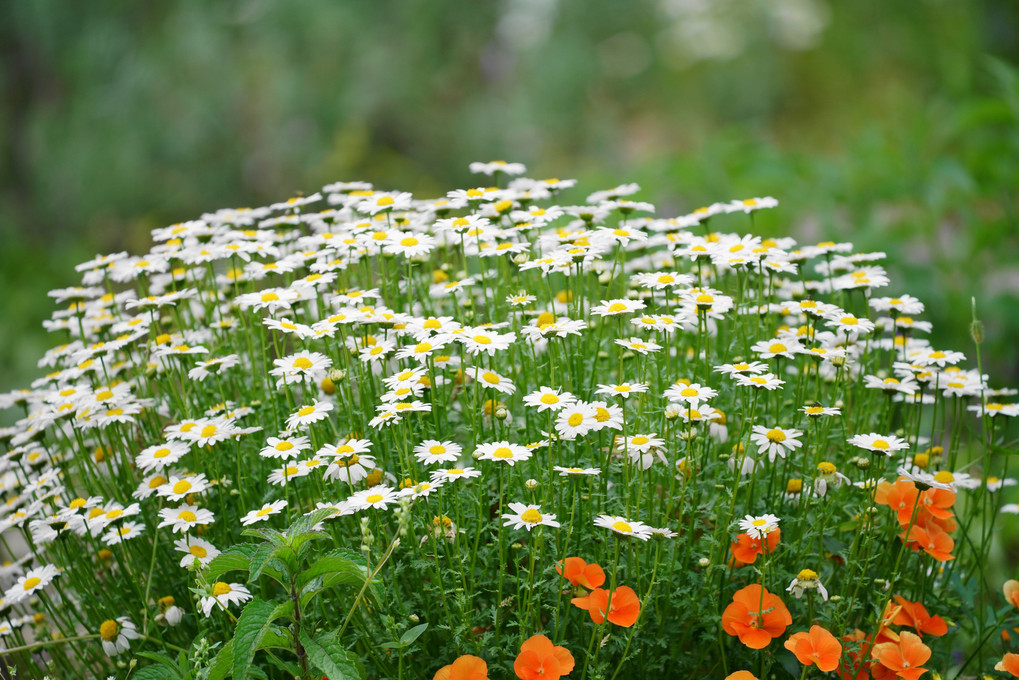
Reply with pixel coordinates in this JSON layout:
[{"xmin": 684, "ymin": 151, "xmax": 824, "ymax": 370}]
[{"xmin": 0, "ymin": 161, "xmax": 1016, "ymax": 678}]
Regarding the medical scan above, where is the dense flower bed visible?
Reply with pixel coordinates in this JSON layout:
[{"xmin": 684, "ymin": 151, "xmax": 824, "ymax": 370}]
[{"xmin": 1, "ymin": 162, "xmax": 1017, "ymax": 679}]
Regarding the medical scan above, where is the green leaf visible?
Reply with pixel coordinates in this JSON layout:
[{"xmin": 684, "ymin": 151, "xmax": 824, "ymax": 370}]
[
  {"xmin": 241, "ymin": 526, "xmax": 287, "ymax": 547},
  {"xmin": 399, "ymin": 622, "xmax": 429, "ymax": 647},
  {"xmin": 247, "ymin": 543, "xmax": 291, "ymax": 584},
  {"xmin": 204, "ymin": 544, "xmax": 258, "ymax": 582},
  {"xmin": 300, "ymin": 630, "xmax": 363, "ymax": 680},
  {"xmin": 207, "ymin": 640, "xmax": 233, "ymax": 680},
  {"xmin": 137, "ymin": 651, "xmax": 182, "ymax": 674},
  {"xmin": 297, "ymin": 549, "xmax": 369, "ymax": 590},
  {"xmin": 232, "ymin": 597, "xmax": 296, "ymax": 680},
  {"xmin": 131, "ymin": 664, "xmax": 179, "ymax": 680}
]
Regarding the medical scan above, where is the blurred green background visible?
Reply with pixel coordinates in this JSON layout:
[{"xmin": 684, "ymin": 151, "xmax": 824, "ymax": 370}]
[{"xmin": 2, "ymin": 0, "xmax": 1018, "ymax": 398}]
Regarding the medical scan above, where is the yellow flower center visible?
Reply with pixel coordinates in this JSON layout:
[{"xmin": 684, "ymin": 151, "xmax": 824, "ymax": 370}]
[
  {"xmin": 482, "ymin": 372, "xmax": 500, "ymax": 384},
  {"xmin": 189, "ymin": 545, "xmax": 208, "ymax": 558},
  {"xmin": 540, "ymin": 394, "xmax": 559, "ymax": 405},
  {"xmin": 429, "ymin": 445, "xmax": 446, "ymax": 455},
  {"xmin": 256, "ymin": 507, "xmax": 275, "ymax": 517},
  {"xmin": 520, "ymin": 509, "xmax": 543, "ymax": 523},
  {"xmin": 607, "ymin": 302, "xmax": 627, "ymax": 313},
  {"xmin": 769, "ymin": 343, "xmax": 787, "ymax": 353},
  {"xmin": 22, "ymin": 577, "xmax": 41, "ymax": 591},
  {"xmin": 178, "ymin": 510, "xmax": 197, "ymax": 522},
  {"xmin": 275, "ymin": 441, "xmax": 294, "ymax": 451},
  {"xmin": 472, "ymin": 335, "xmax": 492, "ymax": 345},
  {"xmin": 493, "ymin": 447, "xmax": 513, "ymax": 459},
  {"xmin": 766, "ymin": 429, "xmax": 786, "ymax": 443},
  {"xmin": 293, "ymin": 357, "xmax": 313, "ymax": 370},
  {"xmin": 680, "ymin": 388, "xmax": 698, "ymax": 397},
  {"xmin": 871, "ymin": 440, "xmax": 890, "ymax": 450},
  {"xmin": 212, "ymin": 582, "xmax": 232, "ymax": 597},
  {"xmin": 99, "ymin": 619, "xmax": 118, "ymax": 641},
  {"xmin": 797, "ymin": 568, "xmax": 818, "ymax": 581},
  {"xmin": 567, "ymin": 413, "xmax": 584, "ymax": 427},
  {"xmin": 933, "ymin": 471, "xmax": 954, "ymax": 483},
  {"xmin": 297, "ymin": 406, "xmax": 316, "ymax": 417},
  {"xmin": 365, "ymin": 494, "xmax": 384, "ymax": 503},
  {"xmin": 611, "ymin": 521, "xmax": 633, "ymax": 533},
  {"xmin": 631, "ymin": 436, "xmax": 649, "ymax": 446},
  {"xmin": 172, "ymin": 480, "xmax": 191, "ymax": 495},
  {"xmin": 200, "ymin": 425, "xmax": 217, "ymax": 438},
  {"xmin": 149, "ymin": 476, "xmax": 167, "ymax": 489}
]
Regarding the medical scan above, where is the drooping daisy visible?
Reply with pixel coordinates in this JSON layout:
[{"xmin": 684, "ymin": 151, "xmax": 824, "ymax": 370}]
[
  {"xmin": 750, "ymin": 426, "xmax": 803, "ymax": 463},
  {"xmin": 158, "ymin": 504, "xmax": 215, "ymax": 533},
  {"xmin": 240, "ymin": 500, "xmax": 288, "ymax": 526},
  {"xmin": 787, "ymin": 569, "xmax": 829, "ymax": 600},
  {"xmin": 593, "ymin": 515, "xmax": 652, "ymax": 541},
  {"xmin": 99, "ymin": 617, "xmax": 140, "ymax": 657},
  {"xmin": 738, "ymin": 514, "xmax": 781, "ymax": 539},
  {"xmin": 413, "ymin": 440, "xmax": 462, "ymax": 464},
  {"xmin": 322, "ymin": 452, "xmax": 375, "ymax": 484},
  {"xmin": 522, "ymin": 387, "xmax": 576, "ymax": 412},
  {"xmin": 174, "ymin": 535, "xmax": 220, "ymax": 568},
  {"xmin": 502, "ymin": 503, "xmax": 560, "ymax": 531},
  {"xmin": 475, "ymin": 441, "xmax": 533, "ymax": 466},
  {"xmin": 847, "ymin": 433, "xmax": 909, "ymax": 456},
  {"xmin": 200, "ymin": 582, "xmax": 252, "ymax": 617}
]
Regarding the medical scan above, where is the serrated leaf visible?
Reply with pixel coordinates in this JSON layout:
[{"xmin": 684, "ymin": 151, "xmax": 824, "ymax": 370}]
[
  {"xmin": 297, "ymin": 549, "xmax": 368, "ymax": 590},
  {"xmin": 248, "ymin": 543, "xmax": 292, "ymax": 584},
  {"xmin": 207, "ymin": 640, "xmax": 234, "ymax": 680},
  {"xmin": 131, "ymin": 666, "xmax": 178, "ymax": 680},
  {"xmin": 300, "ymin": 630, "xmax": 361, "ymax": 680},
  {"xmin": 241, "ymin": 526, "xmax": 287, "ymax": 547},
  {"xmin": 399, "ymin": 622, "xmax": 429, "ymax": 647},
  {"xmin": 232, "ymin": 597, "xmax": 295, "ymax": 680},
  {"xmin": 204, "ymin": 544, "xmax": 258, "ymax": 582}
]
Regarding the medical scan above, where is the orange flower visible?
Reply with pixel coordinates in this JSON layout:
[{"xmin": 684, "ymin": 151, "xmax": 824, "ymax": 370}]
[
  {"xmin": 875, "ymin": 479, "xmax": 919, "ymax": 526},
  {"xmin": 870, "ymin": 630, "xmax": 931, "ymax": 680},
  {"xmin": 996, "ymin": 652, "xmax": 1019, "ymax": 677},
  {"xmin": 730, "ymin": 529, "xmax": 781, "ymax": 565},
  {"xmin": 902, "ymin": 523, "xmax": 954, "ymax": 562},
  {"xmin": 919, "ymin": 487, "xmax": 956, "ymax": 520},
  {"xmin": 434, "ymin": 655, "xmax": 489, "ymax": 680},
  {"xmin": 725, "ymin": 673, "xmax": 759, "ymax": 680},
  {"xmin": 883, "ymin": 596, "xmax": 947, "ymax": 637},
  {"xmin": 556, "ymin": 557, "xmax": 605, "ymax": 590},
  {"xmin": 721, "ymin": 584, "xmax": 792, "ymax": 649},
  {"xmin": 570, "ymin": 586, "xmax": 641, "ymax": 627},
  {"xmin": 1004, "ymin": 580, "xmax": 1019, "ymax": 609},
  {"xmin": 784, "ymin": 625, "xmax": 842, "ymax": 671},
  {"xmin": 513, "ymin": 634, "xmax": 574, "ymax": 680}
]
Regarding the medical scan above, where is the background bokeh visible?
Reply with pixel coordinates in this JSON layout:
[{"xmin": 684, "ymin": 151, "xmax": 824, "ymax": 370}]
[{"xmin": 2, "ymin": 0, "xmax": 1018, "ymax": 402}]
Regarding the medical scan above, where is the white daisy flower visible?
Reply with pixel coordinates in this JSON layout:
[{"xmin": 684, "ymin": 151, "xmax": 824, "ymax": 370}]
[
  {"xmin": 522, "ymin": 387, "xmax": 576, "ymax": 412},
  {"xmin": 286, "ymin": 400, "xmax": 333, "ymax": 430},
  {"xmin": 347, "ymin": 485, "xmax": 399, "ymax": 511},
  {"xmin": 738, "ymin": 513, "xmax": 781, "ymax": 539},
  {"xmin": 847, "ymin": 433, "xmax": 909, "ymax": 456},
  {"xmin": 413, "ymin": 440, "xmax": 462, "ymax": 464},
  {"xmin": 135, "ymin": 441, "xmax": 190, "ymax": 472},
  {"xmin": 259, "ymin": 435, "xmax": 311, "ymax": 460},
  {"xmin": 593, "ymin": 514, "xmax": 652, "ymax": 540},
  {"xmin": 240, "ymin": 500, "xmax": 288, "ymax": 526},
  {"xmin": 430, "ymin": 467, "xmax": 482, "ymax": 483},
  {"xmin": 200, "ymin": 582, "xmax": 252, "ymax": 617},
  {"xmin": 596, "ymin": 382, "xmax": 648, "ymax": 399},
  {"xmin": 475, "ymin": 441, "xmax": 533, "ymax": 466},
  {"xmin": 98, "ymin": 617, "xmax": 140, "ymax": 657},
  {"xmin": 750, "ymin": 426, "xmax": 803, "ymax": 463},
  {"xmin": 501, "ymin": 503, "xmax": 560, "ymax": 531},
  {"xmin": 174, "ymin": 536, "xmax": 220, "ymax": 568},
  {"xmin": 158, "ymin": 505, "xmax": 215, "ymax": 533}
]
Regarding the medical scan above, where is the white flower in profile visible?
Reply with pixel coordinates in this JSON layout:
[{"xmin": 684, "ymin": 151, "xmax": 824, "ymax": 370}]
[
  {"xmin": 593, "ymin": 515, "xmax": 653, "ymax": 541},
  {"xmin": 240, "ymin": 500, "xmax": 288, "ymax": 526},
  {"xmin": 200, "ymin": 582, "xmax": 252, "ymax": 617},
  {"xmin": 98, "ymin": 617, "xmax": 140, "ymax": 657}
]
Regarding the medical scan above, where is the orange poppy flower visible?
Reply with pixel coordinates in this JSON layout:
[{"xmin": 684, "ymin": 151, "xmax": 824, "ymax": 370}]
[
  {"xmin": 1004, "ymin": 580, "xmax": 1019, "ymax": 609},
  {"xmin": 784, "ymin": 625, "xmax": 842, "ymax": 671},
  {"xmin": 996, "ymin": 652, "xmax": 1019, "ymax": 677},
  {"xmin": 730, "ymin": 529, "xmax": 781, "ymax": 565},
  {"xmin": 875, "ymin": 479, "xmax": 919, "ymax": 526},
  {"xmin": 902, "ymin": 523, "xmax": 954, "ymax": 562},
  {"xmin": 725, "ymin": 672, "xmax": 759, "ymax": 680},
  {"xmin": 883, "ymin": 596, "xmax": 947, "ymax": 637},
  {"xmin": 513, "ymin": 634, "xmax": 575, "ymax": 680},
  {"xmin": 556, "ymin": 557, "xmax": 605, "ymax": 590},
  {"xmin": 919, "ymin": 487, "xmax": 956, "ymax": 520},
  {"xmin": 434, "ymin": 655, "xmax": 489, "ymax": 680},
  {"xmin": 721, "ymin": 584, "xmax": 792, "ymax": 649},
  {"xmin": 571, "ymin": 586, "xmax": 641, "ymax": 627},
  {"xmin": 870, "ymin": 630, "xmax": 930, "ymax": 680}
]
